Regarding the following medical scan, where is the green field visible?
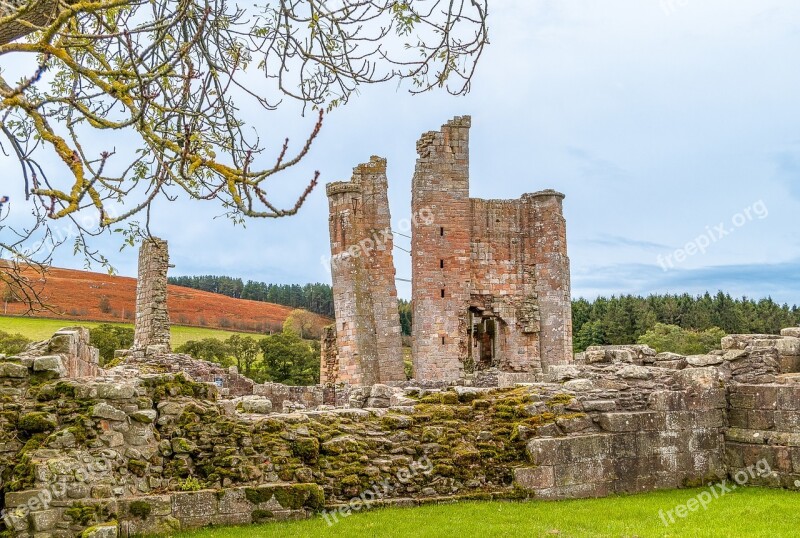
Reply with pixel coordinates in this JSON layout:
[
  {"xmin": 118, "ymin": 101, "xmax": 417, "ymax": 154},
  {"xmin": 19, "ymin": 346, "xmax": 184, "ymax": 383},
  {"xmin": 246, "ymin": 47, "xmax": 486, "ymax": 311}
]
[
  {"xmin": 173, "ymin": 488, "xmax": 798, "ymax": 538},
  {"xmin": 0, "ymin": 316, "xmax": 256, "ymax": 348}
]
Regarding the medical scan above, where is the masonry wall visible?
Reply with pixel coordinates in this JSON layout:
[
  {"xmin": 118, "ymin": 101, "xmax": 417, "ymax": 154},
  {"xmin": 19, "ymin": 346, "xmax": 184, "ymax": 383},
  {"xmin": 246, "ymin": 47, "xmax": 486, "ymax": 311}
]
[
  {"xmin": 411, "ymin": 116, "xmax": 572, "ymax": 382},
  {"xmin": 325, "ymin": 157, "xmax": 405, "ymax": 385},
  {"xmin": 411, "ymin": 116, "xmax": 473, "ymax": 382},
  {"xmin": 725, "ymin": 383, "xmax": 800, "ymax": 489},
  {"xmin": 133, "ymin": 238, "xmax": 171, "ymax": 352}
]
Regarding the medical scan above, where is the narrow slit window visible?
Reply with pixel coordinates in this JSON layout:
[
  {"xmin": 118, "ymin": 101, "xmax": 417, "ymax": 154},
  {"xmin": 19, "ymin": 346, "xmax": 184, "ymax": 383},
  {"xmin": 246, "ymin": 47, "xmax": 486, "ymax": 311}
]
[
  {"xmin": 441, "ymin": 289, "xmax": 445, "ymax": 298},
  {"xmin": 440, "ymin": 259, "xmax": 444, "ymax": 269},
  {"xmin": 440, "ymin": 227, "xmax": 445, "ymax": 236},
  {"xmin": 441, "ymin": 337, "xmax": 446, "ymax": 345}
]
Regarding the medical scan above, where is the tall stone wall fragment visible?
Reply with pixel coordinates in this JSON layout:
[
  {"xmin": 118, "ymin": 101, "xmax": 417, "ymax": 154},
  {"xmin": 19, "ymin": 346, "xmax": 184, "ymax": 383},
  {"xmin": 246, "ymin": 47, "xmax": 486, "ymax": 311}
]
[
  {"xmin": 133, "ymin": 237, "xmax": 171, "ymax": 353},
  {"xmin": 324, "ymin": 157, "xmax": 405, "ymax": 385}
]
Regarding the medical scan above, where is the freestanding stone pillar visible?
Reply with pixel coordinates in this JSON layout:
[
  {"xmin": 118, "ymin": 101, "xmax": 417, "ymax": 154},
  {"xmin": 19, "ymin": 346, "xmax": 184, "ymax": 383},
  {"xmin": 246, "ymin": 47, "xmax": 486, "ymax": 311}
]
[{"xmin": 133, "ymin": 237, "xmax": 171, "ymax": 353}]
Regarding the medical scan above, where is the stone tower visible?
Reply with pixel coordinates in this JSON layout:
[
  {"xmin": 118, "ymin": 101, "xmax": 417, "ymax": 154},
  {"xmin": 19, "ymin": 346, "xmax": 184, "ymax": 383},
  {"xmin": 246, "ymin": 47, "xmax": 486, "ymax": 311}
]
[
  {"xmin": 323, "ymin": 157, "xmax": 406, "ymax": 385},
  {"xmin": 411, "ymin": 116, "xmax": 474, "ymax": 381},
  {"xmin": 133, "ymin": 237, "xmax": 171, "ymax": 353},
  {"xmin": 411, "ymin": 116, "xmax": 572, "ymax": 382}
]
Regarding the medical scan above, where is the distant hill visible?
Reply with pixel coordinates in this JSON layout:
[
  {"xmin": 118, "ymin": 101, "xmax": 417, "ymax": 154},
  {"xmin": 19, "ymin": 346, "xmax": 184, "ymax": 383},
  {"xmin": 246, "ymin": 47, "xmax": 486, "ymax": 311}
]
[{"xmin": 2, "ymin": 266, "xmax": 331, "ymax": 334}]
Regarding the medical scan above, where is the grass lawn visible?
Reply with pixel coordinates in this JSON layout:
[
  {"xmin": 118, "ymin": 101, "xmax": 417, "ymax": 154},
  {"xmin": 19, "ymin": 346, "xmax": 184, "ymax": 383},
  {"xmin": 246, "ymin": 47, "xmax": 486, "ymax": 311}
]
[
  {"xmin": 173, "ymin": 487, "xmax": 799, "ymax": 538},
  {"xmin": 0, "ymin": 315, "xmax": 256, "ymax": 348}
]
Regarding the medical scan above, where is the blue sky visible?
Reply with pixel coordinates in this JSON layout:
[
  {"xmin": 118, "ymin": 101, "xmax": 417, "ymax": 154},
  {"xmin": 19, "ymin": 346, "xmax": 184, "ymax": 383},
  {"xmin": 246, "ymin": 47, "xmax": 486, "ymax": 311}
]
[{"xmin": 2, "ymin": 0, "xmax": 800, "ymax": 304}]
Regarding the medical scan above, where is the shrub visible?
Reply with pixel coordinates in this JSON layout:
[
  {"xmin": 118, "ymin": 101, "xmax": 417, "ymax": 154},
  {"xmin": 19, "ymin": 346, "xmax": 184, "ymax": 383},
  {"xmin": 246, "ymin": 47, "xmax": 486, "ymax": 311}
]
[
  {"xmin": 0, "ymin": 330, "xmax": 31, "ymax": 355},
  {"xmin": 89, "ymin": 324, "xmax": 134, "ymax": 365},
  {"xmin": 98, "ymin": 295, "xmax": 112, "ymax": 314},
  {"xmin": 637, "ymin": 323, "xmax": 726, "ymax": 355}
]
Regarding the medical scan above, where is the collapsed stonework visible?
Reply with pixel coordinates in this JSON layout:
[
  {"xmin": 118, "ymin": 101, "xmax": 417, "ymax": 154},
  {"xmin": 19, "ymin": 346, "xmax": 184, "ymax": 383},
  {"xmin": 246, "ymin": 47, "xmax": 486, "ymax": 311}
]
[
  {"xmin": 3, "ymin": 327, "xmax": 800, "ymax": 537},
  {"xmin": 132, "ymin": 238, "xmax": 171, "ymax": 355},
  {"xmin": 324, "ymin": 116, "xmax": 573, "ymax": 385}
]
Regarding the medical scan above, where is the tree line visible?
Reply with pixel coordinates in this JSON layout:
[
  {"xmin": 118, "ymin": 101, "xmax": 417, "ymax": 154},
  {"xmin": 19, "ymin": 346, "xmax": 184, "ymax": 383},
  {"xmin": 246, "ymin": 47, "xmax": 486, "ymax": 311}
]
[
  {"xmin": 168, "ymin": 276, "xmax": 334, "ymax": 318},
  {"xmin": 573, "ymin": 292, "xmax": 800, "ymax": 352}
]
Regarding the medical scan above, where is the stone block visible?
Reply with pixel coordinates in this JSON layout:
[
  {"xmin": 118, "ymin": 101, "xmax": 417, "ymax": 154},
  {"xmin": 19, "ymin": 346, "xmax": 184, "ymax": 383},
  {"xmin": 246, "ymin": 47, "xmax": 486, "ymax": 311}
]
[
  {"xmin": 686, "ymin": 355, "xmax": 724, "ymax": 367},
  {"xmin": 611, "ymin": 433, "xmax": 638, "ymax": 459},
  {"xmin": 775, "ymin": 412, "xmax": 800, "ymax": 433},
  {"xmin": 30, "ymin": 509, "xmax": 62, "ymax": 531},
  {"xmin": 688, "ymin": 429, "xmax": 722, "ymax": 451},
  {"xmin": 777, "ymin": 386, "xmax": 800, "ymax": 411},
  {"xmin": 747, "ymin": 410, "xmax": 776, "ymax": 430},
  {"xmin": 691, "ymin": 409, "xmax": 725, "ymax": 429},
  {"xmin": 82, "ymin": 522, "xmax": 119, "ymax": 538},
  {"xmin": 582, "ymin": 400, "xmax": 617, "ymax": 412},
  {"xmin": 685, "ymin": 388, "xmax": 726, "ymax": 411},
  {"xmin": 649, "ymin": 391, "xmax": 687, "ymax": 411},
  {"xmin": 673, "ymin": 367, "xmax": 719, "ymax": 390},
  {"xmin": 0, "ymin": 361, "xmax": 28, "ymax": 378},
  {"xmin": 217, "ymin": 488, "xmax": 253, "ymax": 515},
  {"xmin": 239, "ymin": 398, "xmax": 273, "ymax": 415},
  {"xmin": 554, "ymin": 459, "xmax": 613, "ymax": 487},
  {"xmin": 92, "ymin": 403, "xmax": 128, "ymax": 422},
  {"xmin": 513, "ymin": 466, "xmax": 555, "ymax": 490},
  {"xmin": 782, "ymin": 328, "xmax": 800, "ymax": 338},
  {"xmin": 665, "ymin": 411, "xmax": 693, "ymax": 431},
  {"xmin": 32, "ymin": 356, "xmax": 67, "ymax": 377},
  {"xmin": 597, "ymin": 412, "xmax": 644, "ymax": 432},
  {"xmin": 172, "ymin": 491, "xmax": 218, "ymax": 520}
]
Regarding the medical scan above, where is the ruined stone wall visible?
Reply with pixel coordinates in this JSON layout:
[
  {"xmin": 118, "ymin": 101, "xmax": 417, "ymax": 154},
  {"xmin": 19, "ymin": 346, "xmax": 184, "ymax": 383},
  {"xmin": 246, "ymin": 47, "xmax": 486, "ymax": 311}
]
[
  {"xmin": 411, "ymin": 117, "xmax": 473, "ymax": 382},
  {"xmin": 411, "ymin": 117, "xmax": 572, "ymax": 382},
  {"xmin": 133, "ymin": 238, "xmax": 171, "ymax": 353},
  {"xmin": 726, "ymin": 383, "xmax": 800, "ymax": 489},
  {"xmin": 525, "ymin": 192, "xmax": 572, "ymax": 368},
  {"xmin": 7, "ymin": 328, "xmax": 800, "ymax": 536},
  {"xmin": 325, "ymin": 158, "xmax": 405, "ymax": 385}
]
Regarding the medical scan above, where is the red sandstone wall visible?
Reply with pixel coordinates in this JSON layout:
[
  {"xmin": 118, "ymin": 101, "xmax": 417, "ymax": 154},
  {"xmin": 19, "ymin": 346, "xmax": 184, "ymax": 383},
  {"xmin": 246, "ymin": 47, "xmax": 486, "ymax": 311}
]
[
  {"xmin": 411, "ymin": 117, "xmax": 473, "ymax": 382},
  {"xmin": 325, "ymin": 157, "xmax": 405, "ymax": 385},
  {"xmin": 411, "ymin": 116, "xmax": 573, "ymax": 382}
]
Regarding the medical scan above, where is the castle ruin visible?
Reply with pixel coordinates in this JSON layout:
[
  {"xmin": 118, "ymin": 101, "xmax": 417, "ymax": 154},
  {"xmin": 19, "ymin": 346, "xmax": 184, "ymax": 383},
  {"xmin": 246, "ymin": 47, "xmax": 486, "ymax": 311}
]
[
  {"xmin": 325, "ymin": 116, "xmax": 573, "ymax": 383},
  {"xmin": 132, "ymin": 237, "xmax": 171, "ymax": 354},
  {"xmin": 324, "ymin": 157, "xmax": 406, "ymax": 385}
]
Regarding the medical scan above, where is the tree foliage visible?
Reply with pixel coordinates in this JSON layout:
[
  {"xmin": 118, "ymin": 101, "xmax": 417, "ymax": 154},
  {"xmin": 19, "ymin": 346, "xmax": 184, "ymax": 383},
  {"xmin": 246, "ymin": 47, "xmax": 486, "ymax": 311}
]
[
  {"xmin": 283, "ymin": 308, "xmax": 319, "ymax": 339},
  {"xmin": 169, "ymin": 275, "xmax": 334, "ymax": 317},
  {"xmin": 637, "ymin": 323, "xmax": 727, "ymax": 355},
  {"xmin": 176, "ymin": 330, "xmax": 319, "ymax": 385},
  {"xmin": 1, "ymin": 0, "xmax": 489, "ymax": 307},
  {"xmin": 572, "ymin": 292, "xmax": 800, "ymax": 352},
  {"xmin": 0, "ymin": 329, "xmax": 32, "ymax": 355},
  {"xmin": 88, "ymin": 323, "xmax": 133, "ymax": 364},
  {"xmin": 259, "ymin": 330, "xmax": 319, "ymax": 385}
]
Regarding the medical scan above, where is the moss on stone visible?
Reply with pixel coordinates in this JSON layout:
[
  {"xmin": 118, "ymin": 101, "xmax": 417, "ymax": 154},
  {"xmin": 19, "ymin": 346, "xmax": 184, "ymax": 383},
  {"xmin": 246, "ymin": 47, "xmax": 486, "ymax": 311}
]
[
  {"xmin": 251, "ymin": 509, "xmax": 274, "ymax": 522},
  {"xmin": 291, "ymin": 437, "xmax": 320, "ymax": 463},
  {"xmin": 35, "ymin": 381, "xmax": 77, "ymax": 402},
  {"xmin": 129, "ymin": 500, "xmax": 152, "ymax": 520},
  {"xmin": 128, "ymin": 459, "xmax": 149, "ymax": 477},
  {"xmin": 66, "ymin": 503, "xmax": 104, "ymax": 526},
  {"xmin": 245, "ymin": 484, "xmax": 324, "ymax": 510},
  {"xmin": 144, "ymin": 373, "xmax": 212, "ymax": 403},
  {"xmin": 546, "ymin": 393, "xmax": 575, "ymax": 407},
  {"xmin": 18, "ymin": 411, "xmax": 56, "ymax": 433}
]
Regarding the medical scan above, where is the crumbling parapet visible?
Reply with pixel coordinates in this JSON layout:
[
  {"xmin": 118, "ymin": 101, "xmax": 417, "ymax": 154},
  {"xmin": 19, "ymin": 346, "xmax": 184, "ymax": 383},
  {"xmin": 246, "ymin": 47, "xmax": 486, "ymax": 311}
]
[
  {"xmin": 133, "ymin": 237, "xmax": 171, "ymax": 354},
  {"xmin": 324, "ymin": 157, "xmax": 406, "ymax": 385}
]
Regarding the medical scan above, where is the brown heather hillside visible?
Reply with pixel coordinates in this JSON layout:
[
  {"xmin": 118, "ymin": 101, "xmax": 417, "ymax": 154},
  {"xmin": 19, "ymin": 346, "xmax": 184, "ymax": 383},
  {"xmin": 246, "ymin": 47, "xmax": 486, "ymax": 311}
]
[{"xmin": 2, "ymin": 265, "xmax": 331, "ymax": 333}]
